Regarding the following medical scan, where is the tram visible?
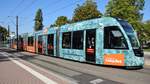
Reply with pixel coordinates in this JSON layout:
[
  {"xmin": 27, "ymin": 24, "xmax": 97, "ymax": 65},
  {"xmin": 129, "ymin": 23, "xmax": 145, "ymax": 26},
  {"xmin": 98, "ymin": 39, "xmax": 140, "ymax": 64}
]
[{"xmin": 10, "ymin": 17, "xmax": 144, "ymax": 67}]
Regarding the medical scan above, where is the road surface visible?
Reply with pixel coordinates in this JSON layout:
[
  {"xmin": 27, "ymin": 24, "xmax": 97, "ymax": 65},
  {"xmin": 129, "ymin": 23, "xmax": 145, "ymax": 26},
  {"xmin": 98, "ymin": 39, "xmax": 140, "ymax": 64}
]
[{"xmin": 0, "ymin": 47, "xmax": 150, "ymax": 84}]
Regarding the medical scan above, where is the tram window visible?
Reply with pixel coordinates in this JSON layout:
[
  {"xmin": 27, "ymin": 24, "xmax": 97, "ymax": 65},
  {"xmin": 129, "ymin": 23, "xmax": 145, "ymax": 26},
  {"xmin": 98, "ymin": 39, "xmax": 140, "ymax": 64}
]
[
  {"xmin": 14, "ymin": 39, "xmax": 17, "ymax": 44},
  {"xmin": 62, "ymin": 32, "xmax": 71, "ymax": 48},
  {"xmin": 48, "ymin": 34, "xmax": 53, "ymax": 44},
  {"xmin": 19, "ymin": 37, "xmax": 23, "ymax": 44},
  {"xmin": 48, "ymin": 34, "xmax": 54, "ymax": 48},
  {"xmin": 73, "ymin": 31, "xmax": 84, "ymax": 49},
  {"xmin": 38, "ymin": 36, "xmax": 43, "ymax": 45},
  {"xmin": 28, "ymin": 36, "xmax": 34, "ymax": 46},
  {"xmin": 104, "ymin": 26, "xmax": 128, "ymax": 49}
]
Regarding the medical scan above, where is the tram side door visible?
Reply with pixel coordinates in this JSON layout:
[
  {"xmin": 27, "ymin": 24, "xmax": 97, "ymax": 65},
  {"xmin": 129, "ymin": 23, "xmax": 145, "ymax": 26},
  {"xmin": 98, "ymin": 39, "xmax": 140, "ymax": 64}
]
[
  {"xmin": 86, "ymin": 29, "xmax": 96, "ymax": 63},
  {"xmin": 47, "ymin": 34, "xmax": 54, "ymax": 56},
  {"xmin": 38, "ymin": 35, "xmax": 43, "ymax": 54},
  {"xmin": 43, "ymin": 35, "xmax": 47, "ymax": 54},
  {"xmin": 20, "ymin": 38, "xmax": 23, "ymax": 50}
]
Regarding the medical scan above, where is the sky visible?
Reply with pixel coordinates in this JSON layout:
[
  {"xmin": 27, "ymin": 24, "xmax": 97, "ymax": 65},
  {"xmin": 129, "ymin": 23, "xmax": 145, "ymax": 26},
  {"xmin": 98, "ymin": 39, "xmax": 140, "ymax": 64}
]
[{"xmin": 0, "ymin": 0, "xmax": 149, "ymax": 34}]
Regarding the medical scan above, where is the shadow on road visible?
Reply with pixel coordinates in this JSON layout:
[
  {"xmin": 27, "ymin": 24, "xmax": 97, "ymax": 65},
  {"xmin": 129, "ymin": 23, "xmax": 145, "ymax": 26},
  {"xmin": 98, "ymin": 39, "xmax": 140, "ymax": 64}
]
[
  {"xmin": 0, "ymin": 56, "xmax": 10, "ymax": 62},
  {"xmin": 0, "ymin": 47, "xmax": 144, "ymax": 70}
]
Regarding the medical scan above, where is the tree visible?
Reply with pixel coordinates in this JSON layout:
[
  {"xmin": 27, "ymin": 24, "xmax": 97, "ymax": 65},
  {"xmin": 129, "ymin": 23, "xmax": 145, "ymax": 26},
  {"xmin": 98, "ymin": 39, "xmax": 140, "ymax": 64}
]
[
  {"xmin": 72, "ymin": 0, "xmax": 102, "ymax": 22},
  {"xmin": 105, "ymin": 0, "xmax": 145, "ymax": 43},
  {"xmin": 143, "ymin": 20, "xmax": 150, "ymax": 41},
  {"xmin": 50, "ymin": 24, "xmax": 57, "ymax": 27},
  {"xmin": 50, "ymin": 16, "xmax": 69, "ymax": 27},
  {"xmin": 55, "ymin": 16, "xmax": 68, "ymax": 27},
  {"xmin": 0, "ymin": 26, "xmax": 8, "ymax": 41},
  {"xmin": 34, "ymin": 9, "xmax": 43, "ymax": 31},
  {"xmin": 7, "ymin": 25, "xmax": 10, "ymax": 37}
]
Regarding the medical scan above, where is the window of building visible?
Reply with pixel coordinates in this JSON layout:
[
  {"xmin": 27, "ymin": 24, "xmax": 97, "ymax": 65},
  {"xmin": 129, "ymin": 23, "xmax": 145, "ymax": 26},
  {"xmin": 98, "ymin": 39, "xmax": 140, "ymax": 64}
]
[
  {"xmin": 72, "ymin": 31, "xmax": 84, "ymax": 49},
  {"xmin": 28, "ymin": 36, "xmax": 34, "ymax": 46},
  {"xmin": 104, "ymin": 26, "xmax": 128, "ymax": 49},
  {"xmin": 62, "ymin": 32, "xmax": 71, "ymax": 48}
]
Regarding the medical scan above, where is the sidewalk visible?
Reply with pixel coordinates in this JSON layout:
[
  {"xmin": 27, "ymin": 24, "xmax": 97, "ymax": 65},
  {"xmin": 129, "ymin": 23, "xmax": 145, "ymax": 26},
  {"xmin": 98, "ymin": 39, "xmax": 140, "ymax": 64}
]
[
  {"xmin": 0, "ymin": 51, "xmax": 74, "ymax": 84},
  {"xmin": 0, "ymin": 52, "xmax": 44, "ymax": 84},
  {"xmin": 144, "ymin": 52, "xmax": 150, "ymax": 66},
  {"xmin": 144, "ymin": 52, "xmax": 150, "ymax": 55}
]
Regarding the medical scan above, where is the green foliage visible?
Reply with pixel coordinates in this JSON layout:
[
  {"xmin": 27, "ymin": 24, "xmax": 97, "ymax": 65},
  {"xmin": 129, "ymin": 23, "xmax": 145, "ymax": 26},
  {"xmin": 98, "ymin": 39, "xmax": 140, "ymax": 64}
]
[
  {"xmin": 105, "ymin": 0, "xmax": 144, "ymax": 28},
  {"xmin": 144, "ymin": 20, "xmax": 150, "ymax": 31},
  {"xmin": 50, "ymin": 24, "xmax": 57, "ymax": 27},
  {"xmin": 7, "ymin": 27, "xmax": 10, "ymax": 37},
  {"xmin": 72, "ymin": 0, "xmax": 102, "ymax": 22},
  {"xmin": 142, "ymin": 20, "xmax": 150, "ymax": 41},
  {"xmin": 50, "ymin": 16, "xmax": 68, "ymax": 27},
  {"xmin": 55, "ymin": 16, "xmax": 68, "ymax": 27},
  {"xmin": 105, "ymin": 0, "xmax": 144, "ymax": 20},
  {"xmin": 105, "ymin": 0, "xmax": 145, "ymax": 42},
  {"xmin": 34, "ymin": 9, "xmax": 43, "ymax": 31},
  {"xmin": 0, "ymin": 26, "xmax": 8, "ymax": 41}
]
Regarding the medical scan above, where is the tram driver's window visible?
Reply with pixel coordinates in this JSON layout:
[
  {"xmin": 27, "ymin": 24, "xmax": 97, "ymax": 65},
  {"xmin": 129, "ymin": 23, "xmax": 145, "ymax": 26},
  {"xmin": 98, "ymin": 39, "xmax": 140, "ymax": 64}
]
[
  {"xmin": 62, "ymin": 32, "xmax": 71, "ymax": 48},
  {"xmin": 104, "ymin": 26, "xmax": 128, "ymax": 49}
]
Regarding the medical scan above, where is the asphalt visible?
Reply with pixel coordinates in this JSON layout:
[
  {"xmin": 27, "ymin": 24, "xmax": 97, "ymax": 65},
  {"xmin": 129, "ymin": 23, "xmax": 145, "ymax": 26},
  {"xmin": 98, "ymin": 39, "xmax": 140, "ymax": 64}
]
[
  {"xmin": 0, "ymin": 47, "xmax": 121, "ymax": 84},
  {"xmin": 0, "ymin": 47, "xmax": 150, "ymax": 84}
]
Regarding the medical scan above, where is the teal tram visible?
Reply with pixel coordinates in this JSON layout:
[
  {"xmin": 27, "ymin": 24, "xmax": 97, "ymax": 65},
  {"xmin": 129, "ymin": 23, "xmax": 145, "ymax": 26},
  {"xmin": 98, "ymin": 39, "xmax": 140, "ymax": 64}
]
[{"xmin": 10, "ymin": 17, "xmax": 144, "ymax": 68}]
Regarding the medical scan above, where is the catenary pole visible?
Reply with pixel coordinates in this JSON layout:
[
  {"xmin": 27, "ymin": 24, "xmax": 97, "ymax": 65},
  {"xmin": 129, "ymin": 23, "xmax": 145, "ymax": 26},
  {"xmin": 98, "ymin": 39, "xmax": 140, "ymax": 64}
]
[{"xmin": 16, "ymin": 16, "xmax": 19, "ymax": 51}]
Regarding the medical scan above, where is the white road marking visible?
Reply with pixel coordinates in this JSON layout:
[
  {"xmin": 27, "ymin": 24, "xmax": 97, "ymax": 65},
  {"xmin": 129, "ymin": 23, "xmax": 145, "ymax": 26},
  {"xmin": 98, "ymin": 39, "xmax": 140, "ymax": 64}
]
[
  {"xmin": 2, "ymin": 52, "xmax": 79, "ymax": 84},
  {"xmin": 1, "ymin": 52, "xmax": 58, "ymax": 84},
  {"xmin": 90, "ymin": 79, "xmax": 103, "ymax": 84}
]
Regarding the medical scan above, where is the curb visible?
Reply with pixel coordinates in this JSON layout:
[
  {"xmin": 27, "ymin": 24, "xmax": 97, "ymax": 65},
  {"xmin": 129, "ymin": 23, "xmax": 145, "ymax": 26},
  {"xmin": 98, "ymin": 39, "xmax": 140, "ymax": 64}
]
[
  {"xmin": 144, "ymin": 52, "xmax": 150, "ymax": 66},
  {"xmin": 144, "ymin": 52, "xmax": 150, "ymax": 55}
]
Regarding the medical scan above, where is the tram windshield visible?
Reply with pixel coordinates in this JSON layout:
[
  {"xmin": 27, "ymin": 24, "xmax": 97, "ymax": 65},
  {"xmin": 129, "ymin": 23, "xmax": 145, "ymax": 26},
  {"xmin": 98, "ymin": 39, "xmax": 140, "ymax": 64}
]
[{"xmin": 119, "ymin": 20, "xmax": 140, "ymax": 49}]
